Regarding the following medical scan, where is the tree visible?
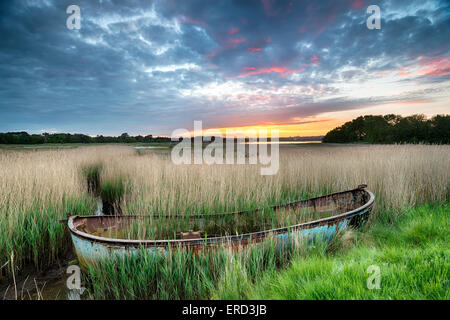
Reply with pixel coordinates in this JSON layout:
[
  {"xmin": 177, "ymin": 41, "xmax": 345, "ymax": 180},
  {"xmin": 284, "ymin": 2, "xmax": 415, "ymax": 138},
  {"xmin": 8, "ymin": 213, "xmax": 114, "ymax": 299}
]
[
  {"xmin": 322, "ymin": 114, "xmax": 449, "ymax": 144},
  {"xmin": 120, "ymin": 133, "xmax": 130, "ymax": 143}
]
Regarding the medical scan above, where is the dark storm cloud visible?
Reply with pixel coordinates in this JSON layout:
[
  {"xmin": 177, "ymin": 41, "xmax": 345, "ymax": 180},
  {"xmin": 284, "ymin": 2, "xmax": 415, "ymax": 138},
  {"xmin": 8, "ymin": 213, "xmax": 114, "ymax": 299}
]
[{"xmin": 0, "ymin": 0, "xmax": 449, "ymax": 135}]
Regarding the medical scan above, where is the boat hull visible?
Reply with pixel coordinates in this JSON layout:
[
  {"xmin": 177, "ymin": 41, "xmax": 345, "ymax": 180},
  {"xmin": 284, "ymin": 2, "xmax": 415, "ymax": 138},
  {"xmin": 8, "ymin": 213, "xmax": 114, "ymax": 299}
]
[{"xmin": 68, "ymin": 186, "xmax": 375, "ymax": 268}]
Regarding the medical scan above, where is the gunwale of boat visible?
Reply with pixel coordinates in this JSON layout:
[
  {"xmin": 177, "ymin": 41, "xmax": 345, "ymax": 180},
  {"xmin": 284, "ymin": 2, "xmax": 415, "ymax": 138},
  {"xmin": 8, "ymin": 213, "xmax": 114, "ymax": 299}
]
[{"xmin": 68, "ymin": 186, "xmax": 375, "ymax": 247}]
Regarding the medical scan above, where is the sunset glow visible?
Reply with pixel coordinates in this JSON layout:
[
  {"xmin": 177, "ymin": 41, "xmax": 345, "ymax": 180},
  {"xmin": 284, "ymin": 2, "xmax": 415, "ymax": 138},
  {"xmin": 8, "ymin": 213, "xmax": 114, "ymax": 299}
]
[{"xmin": 184, "ymin": 120, "xmax": 340, "ymax": 138}]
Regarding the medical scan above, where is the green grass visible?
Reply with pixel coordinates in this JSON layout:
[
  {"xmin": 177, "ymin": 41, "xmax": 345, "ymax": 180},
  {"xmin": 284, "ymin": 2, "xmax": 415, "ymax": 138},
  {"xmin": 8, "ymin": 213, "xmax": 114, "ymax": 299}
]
[
  {"xmin": 0, "ymin": 196, "xmax": 96, "ymax": 278},
  {"xmin": 100, "ymin": 177, "xmax": 128, "ymax": 215},
  {"xmin": 85, "ymin": 236, "xmax": 330, "ymax": 300},
  {"xmin": 81, "ymin": 163, "xmax": 103, "ymax": 195},
  {"xmin": 83, "ymin": 203, "xmax": 449, "ymax": 300},
  {"xmin": 220, "ymin": 203, "xmax": 449, "ymax": 300}
]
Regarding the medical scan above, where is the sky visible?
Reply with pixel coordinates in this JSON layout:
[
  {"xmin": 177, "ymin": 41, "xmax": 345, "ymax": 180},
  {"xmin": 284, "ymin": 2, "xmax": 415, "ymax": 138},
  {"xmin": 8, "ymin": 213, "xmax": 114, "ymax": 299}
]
[{"xmin": 0, "ymin": 0, "xmax": 449, "ymax": 137}]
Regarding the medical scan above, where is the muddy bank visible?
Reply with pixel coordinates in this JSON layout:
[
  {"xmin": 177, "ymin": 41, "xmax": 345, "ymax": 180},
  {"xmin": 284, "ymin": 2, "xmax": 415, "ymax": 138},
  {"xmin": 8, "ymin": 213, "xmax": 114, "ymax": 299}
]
[{"xmin": 0, "ymin": 253, "xmax": 76, "ymax": 300}]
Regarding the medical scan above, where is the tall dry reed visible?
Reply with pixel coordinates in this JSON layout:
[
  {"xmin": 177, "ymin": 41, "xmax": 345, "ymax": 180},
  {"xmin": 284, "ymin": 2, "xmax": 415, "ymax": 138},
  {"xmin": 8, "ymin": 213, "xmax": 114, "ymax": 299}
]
[
  {"xmin": 99, "ymin": 144, "xmax": 449, "ymax": 218},
  {"xmin": 0, "ymin": 144, "xmax": 448, "ymax": 278}
]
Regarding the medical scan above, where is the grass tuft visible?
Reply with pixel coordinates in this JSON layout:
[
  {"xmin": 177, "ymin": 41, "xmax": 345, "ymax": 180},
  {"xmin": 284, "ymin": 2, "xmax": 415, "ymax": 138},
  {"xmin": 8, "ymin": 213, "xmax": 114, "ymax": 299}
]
[
  {"xmin": 81, "ymin": 163, "xmax": 103, "ymax": 195},
  {"xmin": 100, "ymin": 177, "xmax": 126, "ymax": 215}
]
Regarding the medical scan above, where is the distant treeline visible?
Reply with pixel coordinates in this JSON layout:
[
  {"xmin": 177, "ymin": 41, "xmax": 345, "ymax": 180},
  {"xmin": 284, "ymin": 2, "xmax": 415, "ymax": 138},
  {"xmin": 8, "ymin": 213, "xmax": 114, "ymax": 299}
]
[
  {"xmin": 0, "ymin": 131, "xmax": 325, "ymax": 145},
  {"xmin": 0, "ymin": 132, "xmax": 171, "ymax": 144},
  {"xmin": 322, "ymin": 114, "xmax": 450, "ymax": 144}
]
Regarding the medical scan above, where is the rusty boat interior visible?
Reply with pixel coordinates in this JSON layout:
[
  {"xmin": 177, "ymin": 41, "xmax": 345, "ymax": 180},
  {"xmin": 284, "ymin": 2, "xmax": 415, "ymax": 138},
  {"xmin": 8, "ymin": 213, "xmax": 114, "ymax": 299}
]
[{"xmin": 67, "ymin": 185, "xmax": 375, "ymax": 248}]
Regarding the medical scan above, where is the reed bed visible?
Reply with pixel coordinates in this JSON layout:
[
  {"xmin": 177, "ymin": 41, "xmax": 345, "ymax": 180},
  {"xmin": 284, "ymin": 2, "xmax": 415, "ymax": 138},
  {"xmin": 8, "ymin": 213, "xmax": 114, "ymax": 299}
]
[
  {"xmin": 0, "ymin": 143, "xmax": 448, "ymax": 285},
  {"xmin": 104, "ymin": 144, "xmax": 449, "ymax": 218},
  {"xmin": 0, "ymin": 146, "xmax": 132, "ymax": 276}
]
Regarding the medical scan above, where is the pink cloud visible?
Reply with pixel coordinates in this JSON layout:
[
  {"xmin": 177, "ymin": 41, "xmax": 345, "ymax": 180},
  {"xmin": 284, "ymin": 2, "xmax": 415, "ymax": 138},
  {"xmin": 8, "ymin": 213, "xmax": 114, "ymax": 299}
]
[
  {"xmin": 248, "ymin": 47, "xmax": 262, "ymax": 52},
  {"xmin": 230, "ymin": 38, "xmax": 247, "ymax": 44},
  {"xmin": 261, "ymin": 0, "xmax": 274, "ymax": 12},
  {"xmin": 311, "ymin": 55, "xmax": 321, "ymax": 65},
  {"xmin": 351, "ymin": 0, "xmax": 365, "ymax": 9},
  {"xmin": 176, "ymin": 17, "xmax": 207, "ymax": 27},
  {"xmin": 212, "ymin": 31, "xmax": 247, "ymax": 51},
  {"xmin": 388, "ymin": 99, "xmax": 433, "ymax": 105},
  {"xmin": 240, "ymin": 65, "xmax": 305, "ymax": 77},
  {"xmin": 261, "ymin": 0, "xmax": 282, "ymax": 17},
  {"xmin": 397, "ymin": 56, "xmax": 450, "ymax": 77},
  {"xmin": 420, "ymin": 57, "xmax": 450, "ymax": 77},
  {"xmin": 229, "ymin": 27, "xmax": 240, "ymax": 35}
]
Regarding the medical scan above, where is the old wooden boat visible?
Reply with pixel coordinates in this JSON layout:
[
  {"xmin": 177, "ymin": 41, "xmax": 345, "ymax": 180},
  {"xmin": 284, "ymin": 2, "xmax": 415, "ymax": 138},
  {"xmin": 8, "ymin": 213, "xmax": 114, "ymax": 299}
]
[{"xmin": 66, "ymin": 185, "xmax": 374, "ymax": 267}]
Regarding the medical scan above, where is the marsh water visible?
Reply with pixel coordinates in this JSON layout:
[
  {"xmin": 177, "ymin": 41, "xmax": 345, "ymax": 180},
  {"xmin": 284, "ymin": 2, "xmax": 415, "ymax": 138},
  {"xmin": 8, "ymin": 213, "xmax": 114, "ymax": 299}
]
[{"xmin": 0, "ymin": 255, "xmax": 83, "ymax": 300}]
